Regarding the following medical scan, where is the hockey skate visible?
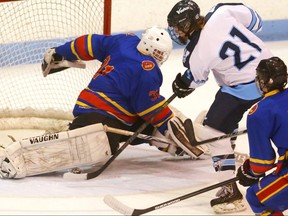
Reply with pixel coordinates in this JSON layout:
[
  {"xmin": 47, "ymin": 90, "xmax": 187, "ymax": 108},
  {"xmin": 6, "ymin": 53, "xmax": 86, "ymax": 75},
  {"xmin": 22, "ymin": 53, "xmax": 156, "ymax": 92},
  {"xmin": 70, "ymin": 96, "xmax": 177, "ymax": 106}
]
[{"xmin": 210, "ymin": 182, "xmax": 246, "ymax": 214}]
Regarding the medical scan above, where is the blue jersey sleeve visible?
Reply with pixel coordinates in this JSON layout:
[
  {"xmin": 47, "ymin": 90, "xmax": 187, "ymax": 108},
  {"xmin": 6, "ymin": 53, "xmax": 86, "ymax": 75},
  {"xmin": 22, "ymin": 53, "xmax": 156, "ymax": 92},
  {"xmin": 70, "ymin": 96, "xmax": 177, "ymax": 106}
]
[{"xmin": 55, "ymin": 34, "xmax": 124, "ymax": 62}]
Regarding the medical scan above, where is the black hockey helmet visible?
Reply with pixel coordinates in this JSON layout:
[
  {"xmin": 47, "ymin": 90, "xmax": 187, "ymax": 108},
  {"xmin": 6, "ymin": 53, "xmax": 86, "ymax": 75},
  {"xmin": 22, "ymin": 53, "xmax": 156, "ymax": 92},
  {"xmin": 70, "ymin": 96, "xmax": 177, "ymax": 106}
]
[
  {"xmin": 167, "ymin": 0, "xmax": 200, "ymax": 45},
  {"xmin": 256, "ymin": 56, "xmax": 288, "ymax": 93}
]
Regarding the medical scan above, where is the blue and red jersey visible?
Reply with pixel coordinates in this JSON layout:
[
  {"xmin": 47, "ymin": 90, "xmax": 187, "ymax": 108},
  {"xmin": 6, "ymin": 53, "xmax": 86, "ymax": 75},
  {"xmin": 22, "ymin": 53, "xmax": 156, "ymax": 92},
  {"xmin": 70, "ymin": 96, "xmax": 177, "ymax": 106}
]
[
  {"xmin": 247, "ymin": 89, "xmax": 288, "ymax": 174},
  {"xmin": 55, "ymin": 33, "xmax": 173, "ymax": 132}
]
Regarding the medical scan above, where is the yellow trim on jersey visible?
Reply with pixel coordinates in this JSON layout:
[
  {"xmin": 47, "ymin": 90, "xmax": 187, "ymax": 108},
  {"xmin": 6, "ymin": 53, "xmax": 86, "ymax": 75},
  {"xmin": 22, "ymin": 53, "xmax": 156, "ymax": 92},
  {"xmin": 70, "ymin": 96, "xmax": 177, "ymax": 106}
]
[
  {"xmin": 154, "ymin": 113, "xmax": 174, "ymax": 128},
  {"xmin": 71, "ymin": 40, "xmax": 81, "ymax": 60},
  {"xmin": 76, "ymin": 101, "xmax": 133, "ymax": 124},
  {"xmin": 87, "ymin": 34, "xmax": 94, "ymax": 58},
  {"xmin": 76, "ymin": 101, "xmax": 92, "ymax": 108},
  {"xmin": 278, "ymin": 155, "xmax": 286, "ymax": 161},
  {"xmin": 138, "ymin": 100, "xmax": 166, "ymax": 117},
  {"xmin": 261, "ymin": 210, "xmax": 274, "ymax": 216},
  {"xmin": 96, "ymin": 92, "xmax": 136, "ymax": 117},
  {"xmin": 250, "ymin": 157, "xmax": 275, "ymax": 165},
  {"xmin": 105, "ymin": 110, "xmax": 131, "ymax": 123},
  {"xmin": 257, "ymin": 173, "xmax": 288, "ymax": 202},
  {"xmin": 264, "ymin": 89, "xmax": 280, "ymax": 98}
]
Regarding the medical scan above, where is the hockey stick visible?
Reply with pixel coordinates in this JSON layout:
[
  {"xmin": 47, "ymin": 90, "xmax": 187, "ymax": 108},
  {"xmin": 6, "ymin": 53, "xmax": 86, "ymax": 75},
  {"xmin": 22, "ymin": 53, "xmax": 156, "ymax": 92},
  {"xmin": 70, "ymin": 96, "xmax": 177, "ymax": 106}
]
[
  {"xmin": 184, "ymin": 119, "xmax": 247, "ymax": 147},
  {"xmin": 105, "ymin": 122, "xmax": 247, "ymax": 162},
  {"xmin": 63, "ymin": 93, "xmax": 177, "ymax": 180},
  {"xmin": 104, "ymin": 120, "xmax": 247, "ymax": 160},
  {"xmin": 104, "ymin": 125, "xmax": 172, "ymax": 145},
  {"xmin": 104, "ymin": 176, "xmax": 239, "ymax": 215}
]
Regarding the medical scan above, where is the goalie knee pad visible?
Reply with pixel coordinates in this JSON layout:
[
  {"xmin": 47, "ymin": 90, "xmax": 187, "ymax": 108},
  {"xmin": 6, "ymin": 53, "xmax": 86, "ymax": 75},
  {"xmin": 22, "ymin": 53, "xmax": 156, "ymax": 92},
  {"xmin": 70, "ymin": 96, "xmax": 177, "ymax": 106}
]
[{"xmin": 0, "ymin": 124, "xmax": 111, "ymax": 178}]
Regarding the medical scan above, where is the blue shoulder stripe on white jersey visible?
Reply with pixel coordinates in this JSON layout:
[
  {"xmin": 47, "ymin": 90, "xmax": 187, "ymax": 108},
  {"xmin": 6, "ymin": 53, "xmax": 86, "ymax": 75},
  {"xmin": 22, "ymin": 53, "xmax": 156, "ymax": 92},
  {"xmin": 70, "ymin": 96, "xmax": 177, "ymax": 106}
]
[{"xmin": 247, "ymin": 8, "xmax": 263, "ymax": 33}]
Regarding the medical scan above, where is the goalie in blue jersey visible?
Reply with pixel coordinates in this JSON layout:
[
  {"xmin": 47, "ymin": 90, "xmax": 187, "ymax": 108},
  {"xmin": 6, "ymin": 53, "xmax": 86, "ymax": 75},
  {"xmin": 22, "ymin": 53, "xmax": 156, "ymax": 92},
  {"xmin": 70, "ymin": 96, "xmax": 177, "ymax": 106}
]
[
  {"xmin": 0, "ymin": 26, "xmax": 208, "ymax": 179},
  {"xmin": 237, "ymin": 56, "xmax": 288, "ymax": 216}
]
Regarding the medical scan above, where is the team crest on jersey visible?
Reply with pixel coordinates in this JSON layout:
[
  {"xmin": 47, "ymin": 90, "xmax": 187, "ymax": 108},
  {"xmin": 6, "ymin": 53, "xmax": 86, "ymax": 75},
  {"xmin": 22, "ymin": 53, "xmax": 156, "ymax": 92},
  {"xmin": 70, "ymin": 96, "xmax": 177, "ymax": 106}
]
[
  {"xmin": 142, "ymin": 60, "xmax": 155, "ymax": 70},
  {"xmin": 248, "ymin": 104, "xmax": 258, "ymax": 115},
  {"xmin": 149, "ymin": 89, "xmax": 160, "ymax": 101}
]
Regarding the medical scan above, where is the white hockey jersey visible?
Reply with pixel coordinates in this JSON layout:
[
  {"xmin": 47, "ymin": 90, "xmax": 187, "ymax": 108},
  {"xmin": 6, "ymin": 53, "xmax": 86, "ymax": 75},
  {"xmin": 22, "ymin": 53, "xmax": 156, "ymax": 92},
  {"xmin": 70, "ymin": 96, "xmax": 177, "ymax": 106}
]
[{"xmin": 183, "ymin": 3, "xmax": 273, "ymax": 100}]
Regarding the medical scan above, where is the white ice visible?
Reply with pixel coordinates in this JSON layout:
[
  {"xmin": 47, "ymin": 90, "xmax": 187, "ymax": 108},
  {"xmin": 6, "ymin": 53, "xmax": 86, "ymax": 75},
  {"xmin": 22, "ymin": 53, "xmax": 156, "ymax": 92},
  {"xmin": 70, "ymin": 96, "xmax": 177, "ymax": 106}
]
[{"xmin": 0, "ymin": 41, "xmax": 287, "ymax": 215}]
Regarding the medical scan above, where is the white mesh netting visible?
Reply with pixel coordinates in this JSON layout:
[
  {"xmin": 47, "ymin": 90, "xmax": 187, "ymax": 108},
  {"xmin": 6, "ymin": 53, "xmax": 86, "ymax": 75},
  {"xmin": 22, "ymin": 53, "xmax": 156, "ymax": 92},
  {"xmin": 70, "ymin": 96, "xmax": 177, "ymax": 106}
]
[{"xmin": 0, "ymin": 0, "xmax": 110, "ymax": 130}]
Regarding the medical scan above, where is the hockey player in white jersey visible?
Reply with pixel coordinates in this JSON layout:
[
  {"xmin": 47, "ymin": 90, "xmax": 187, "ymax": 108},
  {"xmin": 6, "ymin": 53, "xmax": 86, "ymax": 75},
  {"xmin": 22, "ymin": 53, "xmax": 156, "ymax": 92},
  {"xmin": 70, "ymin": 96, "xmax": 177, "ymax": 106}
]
[{"xmin": 167, "ymin": 0, "xmax": 273, "ymax": 214}]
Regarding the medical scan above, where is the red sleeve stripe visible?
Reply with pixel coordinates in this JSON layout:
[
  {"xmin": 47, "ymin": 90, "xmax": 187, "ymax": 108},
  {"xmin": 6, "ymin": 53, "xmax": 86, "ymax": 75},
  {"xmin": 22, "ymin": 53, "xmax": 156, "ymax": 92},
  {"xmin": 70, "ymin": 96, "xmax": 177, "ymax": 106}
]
[
  {"xmin": 250, "ymin": 163, "xmax": 274, "ymax": 173},
  {"xmin": 142, "ymin": 106, "xmax": 173, "ymax": 126},
  {"xmin": 72, "ymin": 35, "xmax": 95, "ymax": 60},
  {"xmin": 256, "ymin": 174, "xmax": 288, "ymax": 202}
]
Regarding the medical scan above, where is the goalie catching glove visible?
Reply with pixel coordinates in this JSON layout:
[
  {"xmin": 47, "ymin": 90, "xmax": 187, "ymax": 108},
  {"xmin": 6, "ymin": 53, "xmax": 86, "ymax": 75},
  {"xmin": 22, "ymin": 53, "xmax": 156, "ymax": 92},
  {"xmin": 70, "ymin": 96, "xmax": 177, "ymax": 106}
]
[{"xmin": 41, "ymin": 48, "xmax": 86, "ymax": 77}]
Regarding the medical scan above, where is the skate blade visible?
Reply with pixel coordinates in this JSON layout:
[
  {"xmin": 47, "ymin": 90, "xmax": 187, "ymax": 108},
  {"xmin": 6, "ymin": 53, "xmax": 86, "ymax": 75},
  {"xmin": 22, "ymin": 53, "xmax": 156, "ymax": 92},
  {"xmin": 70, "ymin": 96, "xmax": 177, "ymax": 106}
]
[{"xmin": 212, "ymin": 199, "xmax": 246, "ymax": 214}]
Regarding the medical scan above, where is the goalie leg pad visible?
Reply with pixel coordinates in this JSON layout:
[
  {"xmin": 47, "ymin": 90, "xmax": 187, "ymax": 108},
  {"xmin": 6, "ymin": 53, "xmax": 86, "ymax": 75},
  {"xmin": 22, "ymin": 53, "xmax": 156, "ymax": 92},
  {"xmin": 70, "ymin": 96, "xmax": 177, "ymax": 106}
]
[
  {"xmin": 0, "ymin": 142, "xmax": 26, "ymax": 178},
  {"xmin": 193, "ymin": 111, "xmax": 234, "ymax": 157},
  {"xmin": 0, "ymin": 124, "xmax": 111, "ymax": 178},
  {"xmin": 167, "ymin": 116, "xmax": 204, "ymax": 159}
]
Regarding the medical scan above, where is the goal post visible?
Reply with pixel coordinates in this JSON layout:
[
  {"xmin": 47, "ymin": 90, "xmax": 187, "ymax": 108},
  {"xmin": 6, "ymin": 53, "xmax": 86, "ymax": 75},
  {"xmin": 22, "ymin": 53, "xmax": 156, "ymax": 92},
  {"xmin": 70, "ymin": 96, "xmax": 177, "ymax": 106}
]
[{"xmin": 0, "ymin": 0, "xmax": 112, "ymax": 131}]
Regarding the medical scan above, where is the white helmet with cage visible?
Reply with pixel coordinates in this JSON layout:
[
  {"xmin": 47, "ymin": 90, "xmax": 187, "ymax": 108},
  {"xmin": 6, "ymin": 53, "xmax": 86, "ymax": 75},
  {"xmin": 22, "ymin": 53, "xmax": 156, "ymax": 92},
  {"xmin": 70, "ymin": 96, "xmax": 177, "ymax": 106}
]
[{"xmin": 137, "ymin": 26, "xmax": 173, "ymax": 66}]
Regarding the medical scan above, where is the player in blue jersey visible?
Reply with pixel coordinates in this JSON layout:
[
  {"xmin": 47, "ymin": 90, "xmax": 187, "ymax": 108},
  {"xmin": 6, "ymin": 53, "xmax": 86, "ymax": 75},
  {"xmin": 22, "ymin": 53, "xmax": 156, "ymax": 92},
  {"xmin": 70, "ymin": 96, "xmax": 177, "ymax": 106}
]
[
  {"xmin": 167, "ymin": 0, "xmax": 273, "ymax": 213},
  {"xmin": 237, "ymin": 56, "xmax": 288, "ymax": 216},
  {"xmin": 0, "ymin": 26, "xmax": 208, "ymax": 179},
  {"xmin": 41, "ymin": 27, "xmax": 173, "ymax": 153},
  {"xmin": 41, "ymin": 26, "xmax": 205, "ymax": 161}
]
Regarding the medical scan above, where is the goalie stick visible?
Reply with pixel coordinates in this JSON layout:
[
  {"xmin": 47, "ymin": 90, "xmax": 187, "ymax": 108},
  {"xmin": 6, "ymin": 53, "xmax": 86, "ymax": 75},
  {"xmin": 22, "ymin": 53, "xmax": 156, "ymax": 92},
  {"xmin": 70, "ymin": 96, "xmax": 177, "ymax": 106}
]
[
  {"xmin": 63, "ymin": 93, "xmax": 177, "ymax": 180},
  {"xmin": 104, "ymin": 125, "xmax": 172, "ymax": 145},
  {"xmin": 105, "ymin": 125, "xmax": 203, "ymax": 158},
  {"xmin": 183, "ymin": 119, "xmax": 247, "ymax": 147},
  {"xmin": 104, "ymin": 176, "xmax": 239, "ymax": 215},
  {"xmin": 105, "ymin": 125, "xmax": 250, "ymax": 162}
]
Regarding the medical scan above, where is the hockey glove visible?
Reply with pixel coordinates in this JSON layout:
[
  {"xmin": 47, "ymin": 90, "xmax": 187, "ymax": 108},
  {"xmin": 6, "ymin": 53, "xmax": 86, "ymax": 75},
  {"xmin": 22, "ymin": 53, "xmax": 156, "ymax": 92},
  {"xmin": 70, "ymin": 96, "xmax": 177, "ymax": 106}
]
[
  {"xmin": 41, "ymin": 48, "xmax": 69, "ymax": 77},
  {"xmin": 237, "ymin": 159, "xmax": 263, "ymax": 187},
  {"xmin": 172, "ymin": 73, "xmax": 194, "ymax": 98}
]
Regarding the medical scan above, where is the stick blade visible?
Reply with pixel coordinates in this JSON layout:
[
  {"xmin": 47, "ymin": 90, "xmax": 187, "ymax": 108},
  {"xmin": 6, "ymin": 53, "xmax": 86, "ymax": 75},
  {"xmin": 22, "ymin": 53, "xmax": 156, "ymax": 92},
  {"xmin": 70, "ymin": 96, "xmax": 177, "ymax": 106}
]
[
  {"xmin": 62, "ymin": 172, "xmax": 88, "ymax": 181},
  {"xmin": 104, "ymin": 195, "xmax": 135, "ymax": 216}
]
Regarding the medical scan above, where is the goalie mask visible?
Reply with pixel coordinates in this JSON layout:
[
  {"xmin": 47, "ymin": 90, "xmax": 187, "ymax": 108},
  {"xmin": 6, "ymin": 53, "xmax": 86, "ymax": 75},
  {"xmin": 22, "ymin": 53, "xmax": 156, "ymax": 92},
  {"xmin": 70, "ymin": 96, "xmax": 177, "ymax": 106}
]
[
  {"xmin": 167, "ymin": 0, "xmax": 201, "ymax": 45},
  {"xmin": 256, "ymin": 56, "xmax": 288, "ymax": 94},
  {"xmin": 137, "ymin": 26, "xmax": 173, "ymax": 66}
]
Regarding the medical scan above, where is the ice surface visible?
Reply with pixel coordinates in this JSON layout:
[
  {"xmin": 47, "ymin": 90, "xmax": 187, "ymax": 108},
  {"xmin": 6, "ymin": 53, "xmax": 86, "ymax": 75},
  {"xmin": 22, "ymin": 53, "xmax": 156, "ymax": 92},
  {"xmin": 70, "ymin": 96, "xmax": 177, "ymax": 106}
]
[{"xmin": 0, "ymin": 41, "xmax": 287, "ymax": 215}]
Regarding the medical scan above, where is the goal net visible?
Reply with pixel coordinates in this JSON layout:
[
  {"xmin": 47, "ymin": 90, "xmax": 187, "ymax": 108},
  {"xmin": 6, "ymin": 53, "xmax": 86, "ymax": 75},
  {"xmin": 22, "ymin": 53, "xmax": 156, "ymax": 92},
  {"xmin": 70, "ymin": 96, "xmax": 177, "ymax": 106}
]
[{"xmin": 0, "ymin": 0, "xmax": 111, "ymax": 131}]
